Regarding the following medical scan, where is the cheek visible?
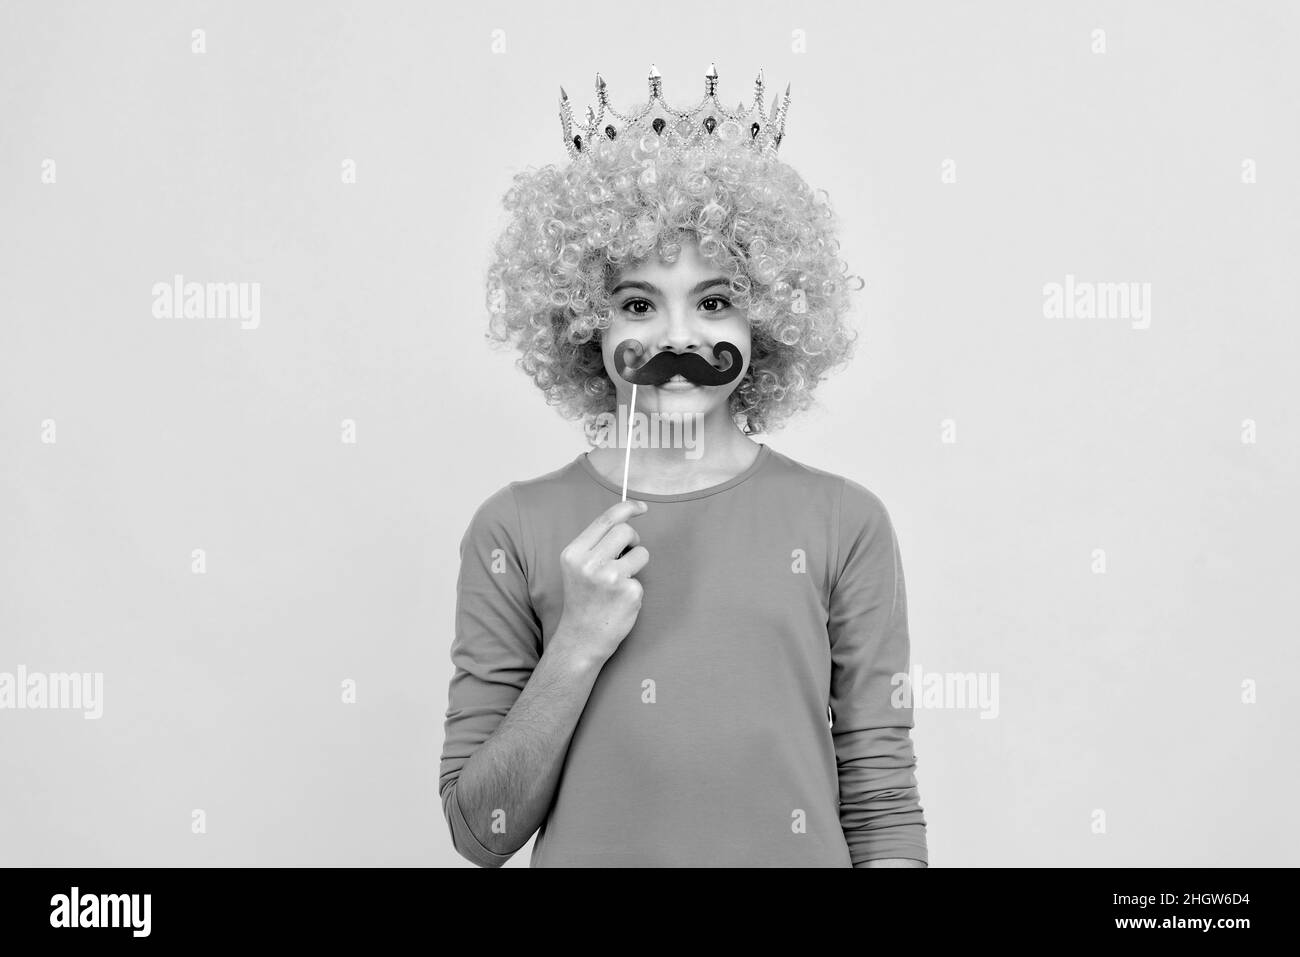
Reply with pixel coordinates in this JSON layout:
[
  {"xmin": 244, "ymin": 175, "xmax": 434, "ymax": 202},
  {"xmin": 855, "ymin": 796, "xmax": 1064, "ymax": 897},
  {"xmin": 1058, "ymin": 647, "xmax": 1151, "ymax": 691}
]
[{"xmin": 724, "ymin": 323, "xmax": 753, "ymax": 372}]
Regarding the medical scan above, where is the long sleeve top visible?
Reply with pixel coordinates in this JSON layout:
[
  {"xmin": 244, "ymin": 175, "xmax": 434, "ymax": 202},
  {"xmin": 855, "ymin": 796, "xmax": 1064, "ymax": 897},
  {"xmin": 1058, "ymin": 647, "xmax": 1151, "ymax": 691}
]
[{"xmin": 438, "ymin": 442, "xmax": 928, "ymax": 867}]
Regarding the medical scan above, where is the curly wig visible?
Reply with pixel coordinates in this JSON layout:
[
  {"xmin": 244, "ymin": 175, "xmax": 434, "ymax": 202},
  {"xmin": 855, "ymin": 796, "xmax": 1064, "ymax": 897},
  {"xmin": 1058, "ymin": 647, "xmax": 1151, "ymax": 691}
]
[{"xmin": 484, "ymin": 119, "xmax": 864, "ymax": 435}]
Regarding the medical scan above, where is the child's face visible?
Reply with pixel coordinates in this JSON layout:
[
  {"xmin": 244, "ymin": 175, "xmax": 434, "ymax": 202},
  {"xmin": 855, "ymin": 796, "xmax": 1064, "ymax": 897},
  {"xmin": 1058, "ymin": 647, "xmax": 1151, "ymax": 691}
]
[{"xmin": 602, "ymin": 236, "xmax": 751, "ymax": 420}]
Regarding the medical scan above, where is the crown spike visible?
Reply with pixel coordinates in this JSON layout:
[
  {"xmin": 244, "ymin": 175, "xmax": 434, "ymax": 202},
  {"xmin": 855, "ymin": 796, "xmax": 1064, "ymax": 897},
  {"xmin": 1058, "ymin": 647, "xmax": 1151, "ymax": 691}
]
[
  {"xmin": 559, "ymin": 87, "xmax": 574, "ymax": 128},
  {"xmin": 772, "ymin": 82, "xmax": 791, "ymax": 144},
  {"xmin": 771, "ymin": 84, "xmax": 789, "ymax": 121},
  {"xmin": 705, "ymin": 62, "xmax": 719, "ymax": 95},
  {"xmin": 558, "ymin": 87, "xmax": 575, "ymax": 155}
]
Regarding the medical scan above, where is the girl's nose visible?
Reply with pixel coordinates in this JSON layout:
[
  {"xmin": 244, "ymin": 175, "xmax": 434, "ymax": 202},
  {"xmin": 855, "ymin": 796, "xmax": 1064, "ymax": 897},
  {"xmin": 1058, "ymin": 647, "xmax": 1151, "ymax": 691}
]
[{"xmin": 659, "ymin": 307, "xmax": 701, "ymax": 353}]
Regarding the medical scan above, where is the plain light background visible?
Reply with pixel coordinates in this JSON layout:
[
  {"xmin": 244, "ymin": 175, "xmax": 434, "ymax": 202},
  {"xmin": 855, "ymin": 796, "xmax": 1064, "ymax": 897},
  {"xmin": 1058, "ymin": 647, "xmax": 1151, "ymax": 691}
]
[{"xmin": 1, "ymin": 0, "xmax": 1296, "ymax": 866}]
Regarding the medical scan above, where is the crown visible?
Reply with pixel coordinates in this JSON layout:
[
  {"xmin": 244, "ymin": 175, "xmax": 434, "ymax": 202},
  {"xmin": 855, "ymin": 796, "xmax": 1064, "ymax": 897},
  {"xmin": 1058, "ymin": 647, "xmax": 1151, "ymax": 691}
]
[{"xmin": 558, "ymin": 62, "xmax": 791, "ymax": 160}]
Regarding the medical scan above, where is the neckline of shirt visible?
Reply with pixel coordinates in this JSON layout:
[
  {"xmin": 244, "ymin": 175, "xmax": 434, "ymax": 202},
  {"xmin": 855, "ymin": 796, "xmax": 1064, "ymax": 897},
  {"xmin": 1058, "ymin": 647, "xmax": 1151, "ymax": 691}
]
[{"xmin": 576, "ymin": 443, "xmax": 772, "ymax": 502}]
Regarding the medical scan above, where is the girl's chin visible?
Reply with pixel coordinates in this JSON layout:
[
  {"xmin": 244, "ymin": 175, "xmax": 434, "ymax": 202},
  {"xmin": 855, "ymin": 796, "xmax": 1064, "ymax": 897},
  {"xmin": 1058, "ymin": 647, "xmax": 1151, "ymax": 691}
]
[{"xmin": 627, "ymin": 396, "xmax": 699, "ymax": 415}]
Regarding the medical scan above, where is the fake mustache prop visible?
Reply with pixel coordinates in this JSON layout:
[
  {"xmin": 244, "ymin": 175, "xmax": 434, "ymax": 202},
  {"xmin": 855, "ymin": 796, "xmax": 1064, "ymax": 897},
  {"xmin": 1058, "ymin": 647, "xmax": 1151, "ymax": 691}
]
[
  {"xmin": 608, "ymin": 338, "xmax": 745, "ymax": 507},
  {"xmin": 612, "ymin": 339, "xmax": 744, "ymax": 387}
]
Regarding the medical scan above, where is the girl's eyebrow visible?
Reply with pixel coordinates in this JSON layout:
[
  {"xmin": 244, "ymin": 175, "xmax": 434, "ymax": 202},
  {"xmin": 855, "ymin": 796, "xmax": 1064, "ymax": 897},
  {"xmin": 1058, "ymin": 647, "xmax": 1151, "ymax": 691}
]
[{"xmin": 611, "ymin": 278, "xmax": 730, "ymax": 297}]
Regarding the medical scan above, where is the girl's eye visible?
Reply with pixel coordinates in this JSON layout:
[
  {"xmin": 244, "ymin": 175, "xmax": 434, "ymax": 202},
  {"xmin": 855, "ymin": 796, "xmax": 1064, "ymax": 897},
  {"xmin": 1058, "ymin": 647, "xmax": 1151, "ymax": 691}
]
[
  {"xmin": 700, "ymin": 296, "xmax": 732, "ymax": 313},
  {"xmin": 621, "ymin": 298, "xmax": 652, "ymax": 316}
]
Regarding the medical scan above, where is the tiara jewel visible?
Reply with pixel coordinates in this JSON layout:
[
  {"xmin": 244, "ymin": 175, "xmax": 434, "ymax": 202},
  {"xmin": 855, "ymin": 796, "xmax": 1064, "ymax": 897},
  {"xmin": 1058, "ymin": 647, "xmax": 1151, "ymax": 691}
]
[{"xmin": 558, "ymin": 62, "xmax": 791, "ymax": 160}]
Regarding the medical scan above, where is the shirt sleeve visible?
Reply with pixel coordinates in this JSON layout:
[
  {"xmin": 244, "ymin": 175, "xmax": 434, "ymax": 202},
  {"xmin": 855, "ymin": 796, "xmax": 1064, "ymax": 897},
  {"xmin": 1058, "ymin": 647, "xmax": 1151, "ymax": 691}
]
[
  {"xmin": 828, "ymin": 477, "xmax": 929, "ymax": 865},
  {"xmin": 438, "ymin": 482, "xmax": 542, "ymax": 867}
]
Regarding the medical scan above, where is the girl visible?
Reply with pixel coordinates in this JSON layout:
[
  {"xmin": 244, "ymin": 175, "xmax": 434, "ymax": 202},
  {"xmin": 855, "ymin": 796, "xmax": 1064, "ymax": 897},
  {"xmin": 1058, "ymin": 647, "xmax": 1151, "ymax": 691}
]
[{"xmin": 439, "ymin": 65, "xmax": 928, "ymax": 867}]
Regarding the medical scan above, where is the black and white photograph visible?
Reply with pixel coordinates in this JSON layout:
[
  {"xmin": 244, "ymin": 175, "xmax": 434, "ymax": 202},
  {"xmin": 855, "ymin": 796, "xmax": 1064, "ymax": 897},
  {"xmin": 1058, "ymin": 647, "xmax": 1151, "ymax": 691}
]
[{"xmin": 0, "ymin": 0, "xmax": 1294, "ymax": 938}]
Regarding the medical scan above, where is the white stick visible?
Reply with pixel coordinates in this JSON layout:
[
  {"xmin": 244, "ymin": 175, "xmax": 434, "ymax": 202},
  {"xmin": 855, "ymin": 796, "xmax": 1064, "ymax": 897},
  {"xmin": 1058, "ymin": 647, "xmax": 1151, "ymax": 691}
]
[{"xmin": 620, "ymin": 384, "xmax": 637, "ymax": 502}]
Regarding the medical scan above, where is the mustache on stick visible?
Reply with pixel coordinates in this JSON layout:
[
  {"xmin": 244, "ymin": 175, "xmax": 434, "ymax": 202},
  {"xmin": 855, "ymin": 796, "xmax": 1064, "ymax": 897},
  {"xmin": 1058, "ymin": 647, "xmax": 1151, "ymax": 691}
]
[{"xmin": 612, "ymin": 339, "xmax": 744, "ymax": 386}]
